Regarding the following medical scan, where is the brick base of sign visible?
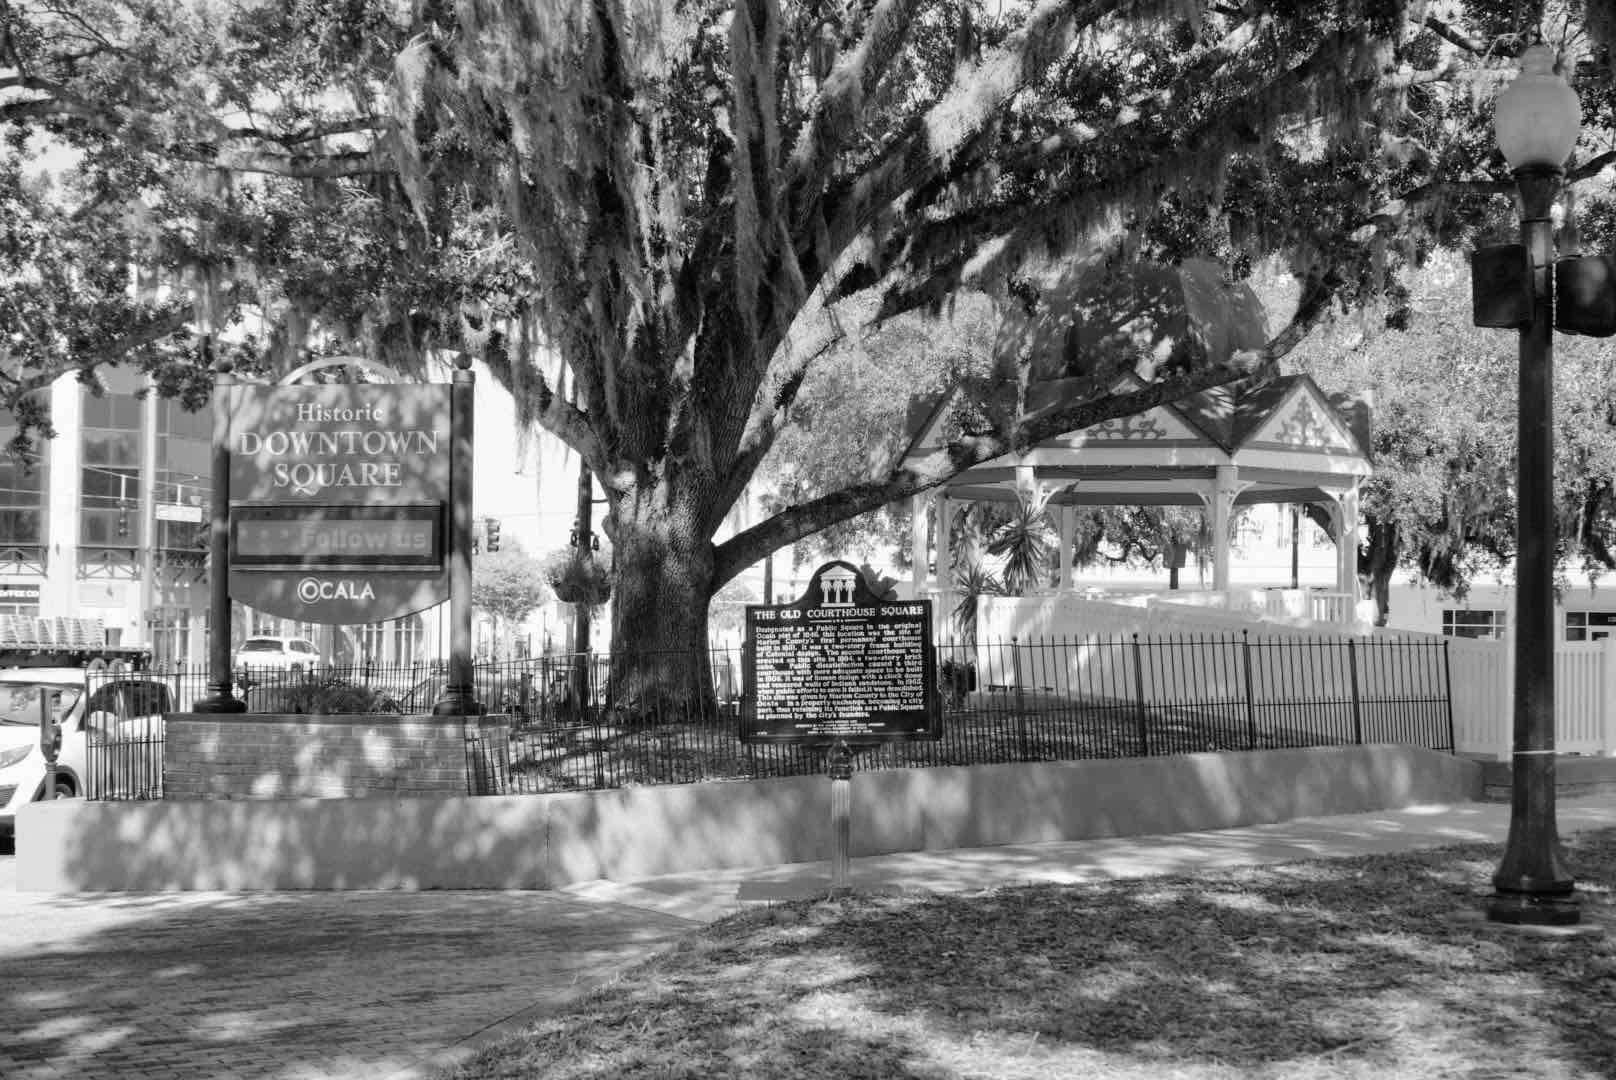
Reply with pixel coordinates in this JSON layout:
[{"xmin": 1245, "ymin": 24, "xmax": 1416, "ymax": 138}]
[{"xmin": 163, "ymin": 713, "xmax": 478, "ymax": 800}]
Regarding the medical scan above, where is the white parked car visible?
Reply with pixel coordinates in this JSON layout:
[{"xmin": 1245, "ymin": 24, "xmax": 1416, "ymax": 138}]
[
  {"xmin": 0, "ymin": 667, "xmax": 175, "ymax": 840},
  {"xmin": 233, "ymin": 635, "xmax": 321, "ymax": 675}
]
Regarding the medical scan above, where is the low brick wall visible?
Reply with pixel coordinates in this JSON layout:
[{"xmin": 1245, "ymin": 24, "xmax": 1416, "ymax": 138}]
[{"xmin": 163, "ymin": 712, "xmax": 477, "ymax": 800}]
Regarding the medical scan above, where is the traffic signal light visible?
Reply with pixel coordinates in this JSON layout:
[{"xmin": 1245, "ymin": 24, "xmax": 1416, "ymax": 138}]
[
  {"xmin": 485, "ymin": 517, "xmax": 501, "ymax": 552},
  {"xmin": 117, "ymin": 502, "xmax": 129, "ymax": 539}
]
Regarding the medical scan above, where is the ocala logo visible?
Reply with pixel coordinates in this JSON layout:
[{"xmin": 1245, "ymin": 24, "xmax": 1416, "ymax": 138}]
[{"xmin": 297, "ymin": 578, "xmax": 377, "ymax": 603}]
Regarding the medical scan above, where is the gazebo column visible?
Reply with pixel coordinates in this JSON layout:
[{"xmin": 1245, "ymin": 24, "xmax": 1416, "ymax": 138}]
[
  {"xmin": 936, "ymin": 493, "xmax": 955, "ymax": 590},
  {"xmin": 1331, "ymin": 484, "xmax": 1362, "ymax": 603},
  {"xmin": 1209, "ymin": 465, "xmax": 1240, "ymax": 591},
  {"xmin": 909, "ymin": 491, "xmax": 933, "ymax": 597},
  {"xmin": 1058, "ymin": 504, "xmax": 1077, "ymax": 590}
]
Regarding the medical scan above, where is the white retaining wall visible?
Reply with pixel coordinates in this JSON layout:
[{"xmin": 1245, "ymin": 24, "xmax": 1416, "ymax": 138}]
[{"xmin": 16, "ymin": 744, "xmax": 1482, "ymax": 892}]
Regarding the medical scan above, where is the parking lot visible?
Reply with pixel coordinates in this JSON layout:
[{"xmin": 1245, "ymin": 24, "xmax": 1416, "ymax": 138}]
[{"xmin": 0, "ymin": 852, "xmax": 696, "ymax": 1079}]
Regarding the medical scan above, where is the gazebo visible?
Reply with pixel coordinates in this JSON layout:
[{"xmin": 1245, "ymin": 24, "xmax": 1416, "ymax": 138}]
[{"xmin": 900, "ymin": 371, "xmax": 1374, "ymax": 618}]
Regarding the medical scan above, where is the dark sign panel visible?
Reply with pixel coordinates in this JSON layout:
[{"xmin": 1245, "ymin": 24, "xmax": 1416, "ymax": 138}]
[
  {"xmin": 227, "ymin": 384, "xmax": 453, "ymax": 623},
  {"xmin": 231, "ymin": 505, "xmax": 444, "ymax": 569},
  {"xmin": 741, "ymin": 560, "xmax": 940, "ymax": 744},
  {"xmin": 227, "ymin": 385, "xmax": 450, "ymax": 501}
]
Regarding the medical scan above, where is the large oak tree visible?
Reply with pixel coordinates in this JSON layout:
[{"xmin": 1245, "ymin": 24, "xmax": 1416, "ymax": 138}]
[{"xmin": 7, "ymin": 1, "xmax": 1616, "ymax": 709}]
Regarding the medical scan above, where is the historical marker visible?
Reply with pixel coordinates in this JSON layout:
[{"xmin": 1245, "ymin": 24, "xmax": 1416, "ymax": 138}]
[{"xmin": 740, "ymin": 560, "xmax": 941, "ymax": 744}]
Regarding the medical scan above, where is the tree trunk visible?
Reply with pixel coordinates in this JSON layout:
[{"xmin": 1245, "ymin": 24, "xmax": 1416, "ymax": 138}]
[
  {"xmin": 570, "ymin": 459, "xmax": 594, "ymax": 705},
  {"xmin": 605, "ymin": 490, "xmax": 718, "ymax": 722},
  {"xmin": 1358, "ymin": 516, "xmax": 1399, "ymax": 628}
]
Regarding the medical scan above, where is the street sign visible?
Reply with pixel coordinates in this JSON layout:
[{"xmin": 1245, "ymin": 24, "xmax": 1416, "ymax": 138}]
[{"xmin": 156, "ymin": 504, "xmax": 203, "ymax": 523}]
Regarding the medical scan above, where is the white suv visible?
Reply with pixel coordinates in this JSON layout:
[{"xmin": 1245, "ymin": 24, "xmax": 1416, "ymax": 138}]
[{"xmin": 233, "ymin": 636, "xmax": 321, "ymax": 674}]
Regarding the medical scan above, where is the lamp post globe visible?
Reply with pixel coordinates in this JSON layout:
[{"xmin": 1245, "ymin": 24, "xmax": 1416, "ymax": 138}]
[
  {"xmin": 1487, "ymin": 45, "xmax": 1582, "ymax": 927},
  {"xmin": 1495, "ymin": 44, "xmax": 1581, "ymax": 173}
]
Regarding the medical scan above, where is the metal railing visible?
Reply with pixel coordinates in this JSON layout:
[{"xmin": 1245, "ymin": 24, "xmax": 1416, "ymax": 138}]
[
  {"xmin": 82, "ymin": 634, "xmax": 1454, "ymax": 800},
  {"xmin": 473, "ymin": 634, "xmax": 1454, "ymax": 793}
]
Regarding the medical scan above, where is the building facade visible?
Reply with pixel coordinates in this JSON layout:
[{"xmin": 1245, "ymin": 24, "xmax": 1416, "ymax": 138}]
[{"xmin": 1, "ymin": 367, "xmax": 212, "ymax": 665}]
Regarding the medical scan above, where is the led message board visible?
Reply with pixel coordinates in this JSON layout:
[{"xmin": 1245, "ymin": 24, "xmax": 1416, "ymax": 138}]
[{"xmin": 231, "ymin": 505, "xmax": 444, "ymax": 569}]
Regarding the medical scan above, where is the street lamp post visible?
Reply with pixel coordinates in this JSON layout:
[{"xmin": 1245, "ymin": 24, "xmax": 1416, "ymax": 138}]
[{"xmin": 1487, "ymin": 44, "xmax": 1581, "ymax": 926}]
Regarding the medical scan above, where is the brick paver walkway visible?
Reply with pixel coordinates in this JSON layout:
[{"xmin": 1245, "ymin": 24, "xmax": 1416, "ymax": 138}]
[{"xmin": 0, "ymin": 857, "xmax": 696, "ymax": 1079}]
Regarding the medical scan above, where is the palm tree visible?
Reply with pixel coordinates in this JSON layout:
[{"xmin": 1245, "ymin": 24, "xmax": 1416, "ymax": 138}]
[
  {"xmin": 950, "ymin": 559, "xmax": 1004, "ymax": 647},
  {"xmin": 987, "ymin": 488, "xmax": 1057, "ymax": 596},
  {"xmin": 944, "ymin": 558, "xmax": 1002, "ymax": 708}
]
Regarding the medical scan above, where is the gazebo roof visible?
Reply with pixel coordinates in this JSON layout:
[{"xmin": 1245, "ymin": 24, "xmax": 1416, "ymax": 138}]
[{"xmin": 902, "ymin": 373, "xmax": 1372, "ymax": 508}]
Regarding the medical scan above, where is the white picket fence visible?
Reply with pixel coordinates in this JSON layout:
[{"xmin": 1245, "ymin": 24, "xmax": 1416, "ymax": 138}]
[
  {"xmin": 970, "ymin": 592, "xmax": 1389, "ymax": 646},
  {"xmin": 1447, "ymin": 636, "xmax": 1616, "ymax": 759},
  {"xmin": 952, "ymin": 592, "xmax": 1616, "ymax": 761}
]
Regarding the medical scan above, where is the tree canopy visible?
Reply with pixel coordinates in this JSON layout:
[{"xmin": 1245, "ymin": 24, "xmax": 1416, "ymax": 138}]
[
  {"xmin": 7, "ymin": 1, "xmax": 1616, "ymax": 696},
  {"xmin": 472, "ymin": 540, "xmax": 551, "ymax": 637},
  {"xmin": 1294, "ymin": 251, "xmax": 1616, "ymax": 617}
]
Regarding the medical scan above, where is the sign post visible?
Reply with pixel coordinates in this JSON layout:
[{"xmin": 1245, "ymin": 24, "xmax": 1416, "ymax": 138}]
[
  {"xmin": 38, "ymin": 687, "xmax": 58, "ymax": 798},
  {"xmin": 195, "ymin": 344, "xmax": 245, "ymax": 713},
  {"xmin": 741, "ymin": 560, "xmax": 941, "ymax": 893}
]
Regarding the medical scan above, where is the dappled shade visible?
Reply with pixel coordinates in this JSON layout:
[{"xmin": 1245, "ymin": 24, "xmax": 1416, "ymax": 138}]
[{"xmin": 996, "ymin": 257, "xmax": 1270, "ymax": 402}]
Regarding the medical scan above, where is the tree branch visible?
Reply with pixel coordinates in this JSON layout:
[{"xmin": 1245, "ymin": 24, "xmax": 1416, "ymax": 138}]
[
  {"xmin": 783, "ymin": 0, "xmax": 925, "ymax": 229},
  {"xmin": 711, "ymin": 250, "xmax": 1343, "ymax": 587},
  {"xmin": 715, "ymin": 305, "xmax": 849, "ymax": 517},
  {"xmin": 805, "ymin": 0, "xmax": 1122, "ymax": 290},
  {"xmin": 529, "ymin": 367, "xmax": 605, "ymax": 474},
  {"xmin": 711, "ymin": 353, "xmax": 1273, "ymax": 586},
  {"xmin": 1421, "ymin": 13, "xmax": 1491, "ymax": 56},
  {"xmin": 883, "ymin": 29, "xmax": 1376, "ymax": 309}
]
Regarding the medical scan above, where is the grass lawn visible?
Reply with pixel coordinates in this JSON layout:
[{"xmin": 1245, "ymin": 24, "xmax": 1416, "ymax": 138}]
[{"xmin": 440, "ymin": 829, "xmax": 1616, "ymax": 1080}]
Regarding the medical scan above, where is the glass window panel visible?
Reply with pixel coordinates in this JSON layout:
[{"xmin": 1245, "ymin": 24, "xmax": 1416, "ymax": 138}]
[
  {"xmin": 0, "ymin": 509, "xmax": 41, "ymax": 543},
  {"xmin": 158, "ymin": 400, "xmax": 210, "ymax": 440},
  {"xmin": 0, "ymin": 423, "xmax": 47, "ymax": 547},
  {"xmin": 81, "ymin": 393, "xmax": 113, "ymax": 428},
  {"xmin": 82, "ymin": 430, "xmax": 140, "ymax": 466},
  {"xmin": 1442, "ymin": 609, "xmax": 1507, "ymax": 639},
  {"xmin": 112, "ymin": 394, "xmax": 142, "ymax": 430},
  {"xmin": 158, "ymin": 437, "xmax": 210, "ymax": 478},
  {"xmin": 80, "ymin": 510, "xmax": 121, "ymax": 545},
  {"xmin": 157, "ymin": 519, "xmax": 204, "ymax": 550}
]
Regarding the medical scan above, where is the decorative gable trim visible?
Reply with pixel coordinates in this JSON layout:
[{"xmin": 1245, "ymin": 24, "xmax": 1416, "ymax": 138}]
[{"xmin": 1243, "ymin": 382, "xmax": 1357, "ymax": 455}]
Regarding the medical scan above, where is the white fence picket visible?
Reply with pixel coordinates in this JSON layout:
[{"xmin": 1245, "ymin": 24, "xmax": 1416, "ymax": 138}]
[{"xmin": 967, "ymin": 594, "xmax": 1616, "ymax": 760}]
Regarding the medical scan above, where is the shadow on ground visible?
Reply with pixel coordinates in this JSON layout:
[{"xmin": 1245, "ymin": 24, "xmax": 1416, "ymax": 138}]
[
  {"xmin": 446, "ymin": 829, "xmax": 1616, "ymax": 1080},
  {"xmin": 0, "ymin": 887, "xmax": 694, "ymax": 1080}
]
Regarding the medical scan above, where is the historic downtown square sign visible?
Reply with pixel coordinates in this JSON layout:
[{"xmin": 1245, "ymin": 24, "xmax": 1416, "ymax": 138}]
[{"xmin": 227, "ymin": 383, "xmax": 453, "ymax": 623}]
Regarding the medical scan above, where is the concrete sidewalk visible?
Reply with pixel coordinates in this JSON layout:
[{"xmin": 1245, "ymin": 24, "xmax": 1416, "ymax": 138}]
[
  {"xmin": 563, "ymin": 794, "xmax": 1616, "ymax": 922},
  {"xmin": 3, "ymin": 794, "xmax": 1614, "ymax": 1080}
]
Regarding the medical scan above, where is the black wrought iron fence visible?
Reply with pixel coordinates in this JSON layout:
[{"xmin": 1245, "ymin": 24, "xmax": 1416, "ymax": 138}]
[
  {"xmin": 472, "ymin": 633, "xmax": 1454, "ymax": 793},
  {"xmin": 83, "ymin": 633, "xmax": 1454, "ymax": 801}
]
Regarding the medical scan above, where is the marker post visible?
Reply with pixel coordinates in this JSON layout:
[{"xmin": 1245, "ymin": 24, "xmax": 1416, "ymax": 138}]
[{"xmin": 828, "ymin": 739, "xmax": 855, "ymax": 894}]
